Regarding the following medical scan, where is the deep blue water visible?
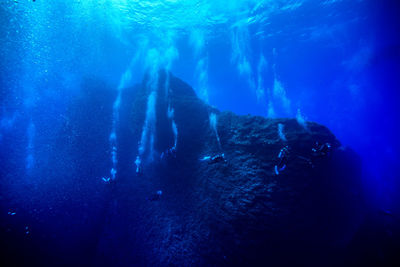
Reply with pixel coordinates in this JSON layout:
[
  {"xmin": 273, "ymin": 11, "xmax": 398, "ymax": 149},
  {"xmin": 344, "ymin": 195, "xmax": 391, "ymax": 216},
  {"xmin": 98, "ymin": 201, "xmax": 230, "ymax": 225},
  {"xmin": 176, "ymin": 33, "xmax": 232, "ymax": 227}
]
[{"xmin": 1, "ymin": 0, "xmax": 400, "ymax": 266}]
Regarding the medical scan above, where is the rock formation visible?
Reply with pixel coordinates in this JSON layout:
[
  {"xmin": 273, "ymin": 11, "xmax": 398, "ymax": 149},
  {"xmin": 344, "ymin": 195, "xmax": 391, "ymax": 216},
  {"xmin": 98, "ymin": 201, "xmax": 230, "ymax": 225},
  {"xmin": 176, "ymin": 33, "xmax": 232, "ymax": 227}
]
[
  {"xmin": 97, "ymin": 71, "xmax": 363, "ymax": 266},
  {"xmin": 0, "ymin": 71, "xmax": 364, "ymax": 266}
]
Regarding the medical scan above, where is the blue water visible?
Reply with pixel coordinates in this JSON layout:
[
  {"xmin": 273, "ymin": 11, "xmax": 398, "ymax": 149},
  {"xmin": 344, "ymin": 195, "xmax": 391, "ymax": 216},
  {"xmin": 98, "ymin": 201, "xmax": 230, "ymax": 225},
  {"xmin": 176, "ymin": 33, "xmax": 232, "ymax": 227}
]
[{"xmin": 1, "ymin": 0, "xmax": 399, "ymax": 265}]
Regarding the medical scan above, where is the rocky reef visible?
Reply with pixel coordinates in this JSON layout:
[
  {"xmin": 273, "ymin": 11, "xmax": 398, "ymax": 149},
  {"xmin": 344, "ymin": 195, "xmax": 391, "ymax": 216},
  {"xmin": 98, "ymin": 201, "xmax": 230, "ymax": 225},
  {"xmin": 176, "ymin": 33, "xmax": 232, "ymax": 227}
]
[
  {"xmin": 97, "ymin": 71, "xmax": 364, "ymax": 266},
  {"xmin": 0, "ymin": 72, "xmax": 365, "ymax": 266}
]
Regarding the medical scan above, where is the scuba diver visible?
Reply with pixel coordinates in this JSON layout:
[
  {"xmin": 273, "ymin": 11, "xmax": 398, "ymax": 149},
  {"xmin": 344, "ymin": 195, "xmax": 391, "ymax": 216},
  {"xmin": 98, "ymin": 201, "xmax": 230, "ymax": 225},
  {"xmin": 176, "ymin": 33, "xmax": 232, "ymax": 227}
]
[
  {"xmin": 290, "ymin": 142, "xmax": 332, "ymax": 171},
  {"xmin": 275, "ymin": 146, "xmax": 289, "ymax": 175},
  {"xmin": 199, "ymin": 153, "xmax": 226, "ymax": 164},
  {"xmin": 209, "ymin": 153, "xmax": 226, "ymax": 164},
  {"xmin": 312, "ymin": 142, "xmax": 332, "ymax": 157}
]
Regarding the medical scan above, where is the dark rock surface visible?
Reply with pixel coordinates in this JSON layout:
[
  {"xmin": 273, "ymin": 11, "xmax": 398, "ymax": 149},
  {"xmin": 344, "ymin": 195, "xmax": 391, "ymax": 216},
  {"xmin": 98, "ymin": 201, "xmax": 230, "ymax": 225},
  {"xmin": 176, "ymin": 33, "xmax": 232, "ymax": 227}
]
[
  {"xmin": 95, "ymin": 71, "xmax": 364, "ymax": 266},
  {"xmin": 0, "ymin": 72, "xmax": 367, "ymax": 266}
]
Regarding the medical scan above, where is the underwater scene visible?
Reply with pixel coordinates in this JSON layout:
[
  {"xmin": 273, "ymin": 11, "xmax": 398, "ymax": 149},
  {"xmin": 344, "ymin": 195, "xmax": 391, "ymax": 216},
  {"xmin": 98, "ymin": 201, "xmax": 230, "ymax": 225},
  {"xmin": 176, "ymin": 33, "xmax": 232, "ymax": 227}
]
[{"xmin": 1, "ymin": 0, "xmax": 399, "ymax": 266}]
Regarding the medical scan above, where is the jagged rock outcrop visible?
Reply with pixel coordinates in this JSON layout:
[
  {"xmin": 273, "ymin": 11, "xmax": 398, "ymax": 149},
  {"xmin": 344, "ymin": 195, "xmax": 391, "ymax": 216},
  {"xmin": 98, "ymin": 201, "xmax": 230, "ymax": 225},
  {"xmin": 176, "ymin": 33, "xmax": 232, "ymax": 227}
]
[
  {"xmin": 0, "ymin": 72, "xmax": 364, "ymax": 267},
  {"xmin": 96, "ymin": 71, "xmax": 363, "ymax": 266}
]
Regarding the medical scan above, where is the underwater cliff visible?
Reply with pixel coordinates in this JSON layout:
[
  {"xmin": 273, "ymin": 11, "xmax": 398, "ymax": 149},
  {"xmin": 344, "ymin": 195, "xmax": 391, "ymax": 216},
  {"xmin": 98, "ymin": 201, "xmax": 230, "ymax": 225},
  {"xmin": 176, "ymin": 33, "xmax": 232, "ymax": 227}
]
[{"xmin": 1, "ymin": 73, "xmax": 369, "ymax": 266}]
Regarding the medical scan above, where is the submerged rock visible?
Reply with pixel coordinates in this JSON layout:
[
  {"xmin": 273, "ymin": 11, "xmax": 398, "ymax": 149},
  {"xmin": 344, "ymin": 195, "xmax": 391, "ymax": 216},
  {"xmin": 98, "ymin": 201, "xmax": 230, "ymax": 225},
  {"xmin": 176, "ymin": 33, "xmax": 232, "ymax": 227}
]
[
  {"xmin": 0, "ymin": 71, "xmax": 364, "ymax": 267},
  {"xmin": 96, "ymin": 71, "xmax": 364, "ymax": 266}
]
